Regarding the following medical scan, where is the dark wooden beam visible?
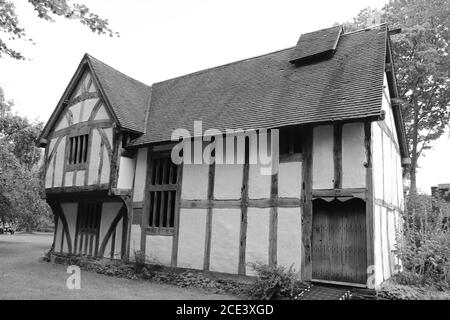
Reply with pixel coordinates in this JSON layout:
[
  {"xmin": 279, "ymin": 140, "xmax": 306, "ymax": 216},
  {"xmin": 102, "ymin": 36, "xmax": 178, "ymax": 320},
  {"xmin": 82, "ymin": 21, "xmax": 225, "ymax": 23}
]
[
  {"xmin": 333, "ymin": 123, "xmax": 343, "ymax": 189},
  {"xmin": 301, "ymin": 126, "xmax": 313, "ymax": 281},
  {"xmin": 171, "ymin": 160, "xmax": 184, "ymax": 267},
  {"xmin": 203, "ymin": 162, "xmax": 215, "ymax": 271},
  {"xmin": 238, "ymin": 142, "xmax": 250, "ymax": 274},
  {"xmin": 364, "ymin": 122, "xmax": 375, "ymax": 284}
]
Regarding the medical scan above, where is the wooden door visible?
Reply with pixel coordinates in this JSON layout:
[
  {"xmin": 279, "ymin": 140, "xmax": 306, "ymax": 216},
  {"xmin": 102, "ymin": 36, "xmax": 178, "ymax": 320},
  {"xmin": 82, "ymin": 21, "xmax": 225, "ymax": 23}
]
[
  {"xmin": 312, "ymin": 198, "xmax": 367, "ymax": 284},
  {"xmin": 74, "ymin": 202, "xmax": 101, "ymax": 256}
]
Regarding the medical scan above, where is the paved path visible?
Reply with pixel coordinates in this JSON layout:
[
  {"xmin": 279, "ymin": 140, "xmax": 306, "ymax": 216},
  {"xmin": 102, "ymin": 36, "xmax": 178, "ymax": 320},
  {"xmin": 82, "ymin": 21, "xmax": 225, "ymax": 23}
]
[{"xmin": 0, "ymin": 233, "xmax": 235, "ymax": 300}]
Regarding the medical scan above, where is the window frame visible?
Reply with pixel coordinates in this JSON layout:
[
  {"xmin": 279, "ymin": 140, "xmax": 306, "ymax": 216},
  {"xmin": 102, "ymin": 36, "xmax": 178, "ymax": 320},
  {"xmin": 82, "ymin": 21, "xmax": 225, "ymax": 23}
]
[
  {"xmin": 144, "ymin": 149, "xmax": 180, "ymax": 236},
  {"xmin": 66, "ymin": 129, "xmax": 90, "ymax": 171}
]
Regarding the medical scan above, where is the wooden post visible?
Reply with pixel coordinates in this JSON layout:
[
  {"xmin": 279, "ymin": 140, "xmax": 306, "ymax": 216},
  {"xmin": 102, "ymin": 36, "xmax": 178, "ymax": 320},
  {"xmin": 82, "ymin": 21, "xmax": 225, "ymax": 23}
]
[
  {"xmin": 301, "ymin": 126, "xmax": 313, "ymax": 281},
  {"xmin": 141, "ymin": 147, "xmax": 153, "ymax": 255},
  {"xmin": 333, "ymin": 123, "xmax": 343, "ymax": 189},
  {"xmin": 268, "ymin": 171, "xmax": 278, "ymax": 267},
  {"xmin": 171, "ymin": 161, "xmax": 184, "ymax": 267},
  {"xmin": 238, "ymin": 137, "xmax": 250, "ymax": 274},
  {"xmin": 203, "ymin": 161, "xmax": 215, "ymax": 271},
  {"xmin": 365, "ymin": 121, "xmax": 375, "ymax": 283}
]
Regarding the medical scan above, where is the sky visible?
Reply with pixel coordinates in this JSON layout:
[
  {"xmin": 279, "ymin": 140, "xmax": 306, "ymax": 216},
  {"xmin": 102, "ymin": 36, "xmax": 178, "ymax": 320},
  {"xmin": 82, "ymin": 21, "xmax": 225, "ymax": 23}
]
[{"xmin": 0, "ymin": 0, "xmax": 449, "ymax": 193}]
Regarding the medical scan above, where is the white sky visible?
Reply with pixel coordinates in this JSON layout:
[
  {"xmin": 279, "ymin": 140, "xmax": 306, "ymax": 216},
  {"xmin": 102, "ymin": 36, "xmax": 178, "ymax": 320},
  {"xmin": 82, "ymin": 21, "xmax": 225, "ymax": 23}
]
[{"xmin": 0, "ymin": 0, "xmax": 449, "ymax": 193}]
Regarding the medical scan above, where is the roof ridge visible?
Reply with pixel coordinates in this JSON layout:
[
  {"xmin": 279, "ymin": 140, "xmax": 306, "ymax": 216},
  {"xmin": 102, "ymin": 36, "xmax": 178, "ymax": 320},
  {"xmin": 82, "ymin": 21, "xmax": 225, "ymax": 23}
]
[
  {"xmin": 85, "ymin": 53, "xmax": 152, "ymax": 89},
  {"xmin": 153, "ymin": 47, "xmax": 294, "ymax": 85},
  {"xmin": 342, "ymin": 23, "xmax": 387, "ymax": 36}
]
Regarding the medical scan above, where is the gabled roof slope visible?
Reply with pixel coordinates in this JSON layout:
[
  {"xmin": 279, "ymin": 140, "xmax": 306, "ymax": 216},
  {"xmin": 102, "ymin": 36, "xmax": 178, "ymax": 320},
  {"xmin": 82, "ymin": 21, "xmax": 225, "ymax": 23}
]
[
  {"xmin": 39, "ymin": 54, "xmax": 151, "ymax": 144},
  {"xmin": 130, "ymin": 25, "xmax": 387, "ymax": 146},
  {"xmin": 86, "ymin": 55, "xmax": 152, "ymax": 133}
]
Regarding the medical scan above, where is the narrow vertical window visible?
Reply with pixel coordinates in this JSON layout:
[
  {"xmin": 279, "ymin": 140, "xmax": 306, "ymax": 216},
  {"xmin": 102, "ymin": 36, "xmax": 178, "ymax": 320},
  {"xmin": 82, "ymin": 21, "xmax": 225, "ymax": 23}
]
[
  {"xmin": 67, "ymin": 134, "xmax": 89, "ymax": 169},
  {"xmin": 147, "ymin": 152, "xmax": 179, "ymax": 234}
]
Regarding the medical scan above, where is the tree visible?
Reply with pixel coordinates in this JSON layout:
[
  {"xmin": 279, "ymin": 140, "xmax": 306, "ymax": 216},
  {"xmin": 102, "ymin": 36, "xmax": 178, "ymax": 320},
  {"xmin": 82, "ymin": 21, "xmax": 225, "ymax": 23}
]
[
  {"xmin": 0, "ymin": 87, "xmax": 51, "ymax": 231},
  {"xmin": 0, "ymin": 0, "xmax": 118, "ymax": 59},
  {"xmin": 342, "ymin": 0, "xmax": 450, "ymax": 194}
]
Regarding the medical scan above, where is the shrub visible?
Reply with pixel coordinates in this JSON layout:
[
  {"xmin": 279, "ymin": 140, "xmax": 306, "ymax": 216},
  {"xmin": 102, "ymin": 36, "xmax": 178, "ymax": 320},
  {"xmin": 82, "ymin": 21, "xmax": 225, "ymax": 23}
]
[
  {"xmin": 396, "ymin": 193, "xmax": 450, "ymax": 289},
  {"xmin": 246, "ymin": 263, "xmax": 307, "ymax": 300},
  {"xmin": 133, "ymin": 250, "xmax": 146, "ymax": 273}
]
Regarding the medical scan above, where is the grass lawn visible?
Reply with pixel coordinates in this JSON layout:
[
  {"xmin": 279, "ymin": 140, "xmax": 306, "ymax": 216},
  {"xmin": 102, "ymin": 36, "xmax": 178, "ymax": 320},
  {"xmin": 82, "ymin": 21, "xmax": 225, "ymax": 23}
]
[{"xmin": 0, "ymin": 232, "xmax": 236, "ymax": 300}]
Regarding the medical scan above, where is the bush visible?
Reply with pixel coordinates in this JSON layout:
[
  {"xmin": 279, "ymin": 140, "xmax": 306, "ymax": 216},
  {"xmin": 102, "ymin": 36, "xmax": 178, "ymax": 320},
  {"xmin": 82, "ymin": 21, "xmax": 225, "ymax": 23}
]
[
  {"xmin": 133, "ymin": 250, "xmax": 146, "ymax": 273},
  {"xmin": 246, "ymin": 263, "xmax": 307, "ymax": 300},
  {"xmin": 396, "ymin": 193, "xmax": 450, "ymax": 289}
]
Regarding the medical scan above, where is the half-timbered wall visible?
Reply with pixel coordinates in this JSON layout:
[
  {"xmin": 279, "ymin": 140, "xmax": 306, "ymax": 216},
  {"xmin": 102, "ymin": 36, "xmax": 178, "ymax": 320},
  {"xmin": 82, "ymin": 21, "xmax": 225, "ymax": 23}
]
[
  {"xmin": 53, "ymin": 200, "xmax": 126, "ymax": 259},
  {"xmin": 44, "ymin": 70, "xmax": 114, "ymax": 191},
  {"xmin": 371, "ymin": 73, "xmax": 404, "ymax": 287},
  {"xmin": 138, "ymin": 131, "xmax": 304, "ymax": 276},
  {"xmin": 312, "ymin": 122, "xmax": 366, "ymax": 190},
  {"xmin": 128, "ymin": 148, "xmax": 148, "ymax": 260}
]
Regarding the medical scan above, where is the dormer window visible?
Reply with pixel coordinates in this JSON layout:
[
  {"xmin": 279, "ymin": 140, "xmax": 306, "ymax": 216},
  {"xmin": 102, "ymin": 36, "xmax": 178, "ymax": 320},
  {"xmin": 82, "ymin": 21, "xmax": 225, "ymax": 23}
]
[{"xmin": 67, "ymin": 134, "xmax": 89, "ymax": 170}]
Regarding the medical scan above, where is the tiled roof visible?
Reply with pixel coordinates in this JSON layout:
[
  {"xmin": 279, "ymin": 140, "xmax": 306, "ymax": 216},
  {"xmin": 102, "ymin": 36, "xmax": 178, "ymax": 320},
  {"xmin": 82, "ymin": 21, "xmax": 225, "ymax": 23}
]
[
  {"xmin": 130, "ymin": 25, "xmax": 387, "ymax": 146},
  {"xmin": 87, "ymin": 55, "xmax": 152, "ymax": 133}
]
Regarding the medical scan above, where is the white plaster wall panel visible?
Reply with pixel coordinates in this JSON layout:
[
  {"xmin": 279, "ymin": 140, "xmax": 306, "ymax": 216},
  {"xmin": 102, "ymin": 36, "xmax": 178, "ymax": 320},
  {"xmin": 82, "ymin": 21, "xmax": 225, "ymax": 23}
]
[
  {"xmin": 382, "ymin": 73, "xmax": 398, "ymax": 145},
  {"xmin": 278, "ymin": 161, "xmax": 302, "ymax": 198},
  {"xmin": 380, "ymin": 207, "xmax": 390, "ymax": 281},
  {"xmin": 54, "ymin": 115, "xmax": 69, "ymax": 131},
  {"xmin": 75, "ymin": 170, "xmax": 85, "ymax": 186},
  {"xmin": 312, "ymin": 125, "xmax": 334, "ymax": 189},
  {"xmin": 61, "ymin": 203, "xmax": 78, "ymax": 249},
  {"xmin": 181, "ymin": 163, "xmax": 209, "ymax": 200},
  {"xmin": 277, "ymin": 207, "xmax": 302, "ymax": 274},
  {"xmin": 373, "ymin": 205, "xmax": 384, "ymax": 286},
  {"xmin": 53, "ymin": 138, "xmax": 66, "ymax": 188},
  {"xmin": 372, "ymin": 123, "xmax": 384, "ymax": 200},
  {"xmin": 54, "ymin": 218, "xmax": 63, "ymax": 252},
  {"xmin": 342, "ymin": 122, "xmax": 366, "ymax": 188},
  {"xmin": 104, "ymin": 127, "xmax": 113, "ymax": 146},
  {"xmin": 133, "ymin": 148, "xmax": 148, "ymax": 202},
  {"xmin": 145, "ymin": 235, "xmax": 173, "ymax": 266},
  {"xmin": 117, "ymin": 156, "xmax": 135, "ymax": 189},
  {"xmin": 394, "ymin": 211, "xmax": 403, "ymax": 270},
  {"xmin": 387, "ymin": 211, "xmax": 397, "ymax": 275},
  {"xmin": 245, "ymin": 208, "xmax": 270, "ymax": 275},
  {"xmin": 64, "ymin": 172, "xmax": 74, "ymax": 187},
  {"xmin": 99, "ymin": 202, "xmax": 122, "ymax": 258},
  {"xmin": 113, "ymin": 218, "xmax": 123, "ymax": 259},
  {"xmin": 100, "ymin": 147, "xmax": 111, "ymax": 184},
  {"xmin": 386, "ymin": 139, "xmax": 394, "ymax": 206},
  {"xmin": 397, "ymin": 158, "xmax": 404, "ymax": 210},
  {"xmin": 177, "ymin": 209, "xmax": 207, "ymax": 269},
  {"xmin": 79, "ymin": 98, "xmax": 98, "ymax": 122},
  {"xmin": 93, "ymin": 104, "xmax": 110, "ymax": 120},
  {"xmin": 248, "ymin": 134, "xmax": 272, "ymax": 199},
  {"xmin": 248, "ymin": 164, "xmax": 271, "ymax": 199},
  {"xmin": 210, "ymin": 208, "xmax": 241, "ymax": 274},
  {"xmin": 382, "ymin": 132, "xmax": 391, "ymax": 203},
  {"xmin": 390, "ymin": 142, "xmax": 398, "ymax": 207},
  {"xmin": 69, "ymin": 102, "xmax": 82, "ymax": 125},
  {"xmin": 45, "ymin": 138, "xmax": 59, "ymax": 188},
  {"xmin": 45, "ymin": 159, "xmax": 54, "ymax": 188},
  {"xmin": 214, "ymin": 164, "xmax": 243, "ymax": 200},
  {"xmin": 62, "ymin": 225, "xmax": 69, "ymax": 253},
  {"xmin": 88, "ymin": 129, "xmax": 101, "ymax": 185},
  {"xmin": 129, "ymin": 225, "xmax": 142, "ymax": 261},
  {"xmin": 48, "ymin": 138, "xmax": 57, "ymax": 158}
]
